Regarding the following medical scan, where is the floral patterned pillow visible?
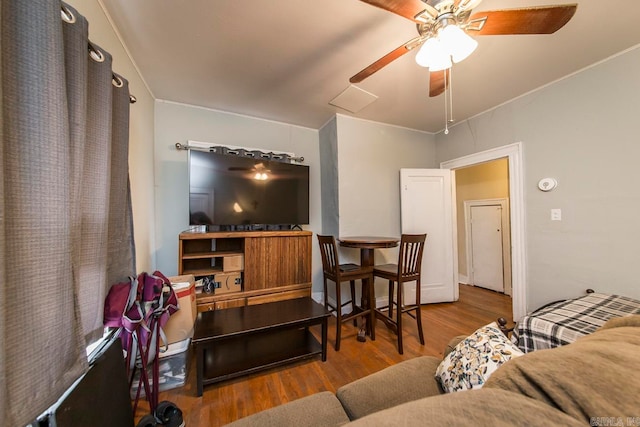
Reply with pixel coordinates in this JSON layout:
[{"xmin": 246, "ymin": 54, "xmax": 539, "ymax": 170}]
[{"xmin": 435, "ymin": 322, "xmax": 524, "ymax": 393}]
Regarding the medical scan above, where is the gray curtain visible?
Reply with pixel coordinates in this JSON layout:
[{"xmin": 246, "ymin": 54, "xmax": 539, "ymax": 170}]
[{"xmin": 0, "ymin": 1, "xmax": 135, "ymax": 425}]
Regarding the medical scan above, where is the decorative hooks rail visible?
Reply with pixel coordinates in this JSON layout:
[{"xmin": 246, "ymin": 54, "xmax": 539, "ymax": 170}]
[{"xmin": 175, "ymin": 142, "xmax": 304, "ymax": 163}]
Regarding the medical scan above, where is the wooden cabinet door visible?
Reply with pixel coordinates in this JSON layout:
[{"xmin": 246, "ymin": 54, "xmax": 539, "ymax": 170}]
[{"xmin": 244, "ymin": 235, "xmax": 311, "ymax": 291}]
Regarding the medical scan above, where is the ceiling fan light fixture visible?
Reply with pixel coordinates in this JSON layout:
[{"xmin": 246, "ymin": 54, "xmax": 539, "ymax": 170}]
[
  {"xmin": 440, "ymin": 24, "xmax": 478, "ymax": 63},
  {"xmin": 428, "ymin": 52, "xmax": 453, "ymax": 71},
  {"xmin": 415, "ymin": 37, "xmax": 452, "ymax": 71},
  {"xmin": 415, "ymin": 37, "xmax": 436, "ymax": 67}
]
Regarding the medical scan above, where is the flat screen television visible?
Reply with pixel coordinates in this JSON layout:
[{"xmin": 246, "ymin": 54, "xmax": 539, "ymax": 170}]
[{"xmin": 188, "ymin": 150, "xmax": 309, "ymax": 230}]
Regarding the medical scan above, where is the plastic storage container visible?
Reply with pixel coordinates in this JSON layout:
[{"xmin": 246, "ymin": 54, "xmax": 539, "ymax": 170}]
[{"xmin": 130, "ymin": 338, "xmax": 191, "ymax": 399}]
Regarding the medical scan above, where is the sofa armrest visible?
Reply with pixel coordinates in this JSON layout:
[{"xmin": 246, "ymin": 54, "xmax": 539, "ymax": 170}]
[{"xmin": 336, "ymin": 356, "xmax": 443, "ymax": 420}]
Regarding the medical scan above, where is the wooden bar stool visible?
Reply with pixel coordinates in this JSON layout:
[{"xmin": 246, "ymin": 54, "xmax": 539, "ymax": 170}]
[
  {"xmin": 373, "ymin": 233, "xmax": 427, "ymax": 354},
  {"xmin": 317, "ymin": 235, "xmax": 375, "ymax": 351}
]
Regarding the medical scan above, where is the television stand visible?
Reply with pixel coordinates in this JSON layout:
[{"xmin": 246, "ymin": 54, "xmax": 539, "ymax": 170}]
[
  {"xmin": 192, "ymin": 297, "xmax": 329, "ymax": 396},
  {"xmin": 178, "ymin": 230, "xmax": 312, "ymax": 311}
]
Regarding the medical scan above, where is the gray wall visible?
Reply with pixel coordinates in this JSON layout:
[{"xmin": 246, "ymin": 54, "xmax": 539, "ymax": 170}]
[
  {"xmin": 335, "ymin": 115, "xmax": 436, "ymax": 267},
  {"xmin": 154, "ymin": 105, "xmax": 437, "ymax": 296},
  {"xmin": 153, "ymin": 101, "xmax": 323, "ymax": 289},
  {"xmin": 319, "ymin": 117, "xmax": 339, "ymax": 237},
  {"xmin": 436, "ymin": 46, "xmax": 640, "ymax": 310},
  {"xmin": 77, "ymin": 0, "xmax": 640, "ymax": 312}
]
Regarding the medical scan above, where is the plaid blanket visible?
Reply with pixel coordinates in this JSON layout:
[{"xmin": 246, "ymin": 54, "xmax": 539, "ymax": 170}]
[{"xmin": 512, "ymin": 293, "xmax": 640, "ymax": 353}]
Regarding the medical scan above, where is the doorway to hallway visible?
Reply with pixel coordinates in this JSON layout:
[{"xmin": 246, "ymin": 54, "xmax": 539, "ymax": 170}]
[{"xmin": 441, "ymin": 142, "xmax": 526, "ymax": 321}]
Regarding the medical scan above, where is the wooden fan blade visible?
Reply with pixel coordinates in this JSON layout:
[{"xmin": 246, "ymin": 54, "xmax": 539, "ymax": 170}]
[
  {"xmin": 467, "ymin": 4, "xmax": 577, "ymax": 35},
  {"xmin": 350, "ymin": 37, "xmax": 423, "ymax": 84},
  {"xmin": 358, "ymin": 0, "xmax": 437, "ymax": 23},
  {"xmin": 429, "ymin": 70, "xmax": 448, "ymax": 97}
]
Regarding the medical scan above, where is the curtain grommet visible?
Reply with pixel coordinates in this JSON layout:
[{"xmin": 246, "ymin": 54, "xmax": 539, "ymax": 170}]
[
  {"xmin": 112, "ymin": 74, "xmax": 124, "ymax": 88},
  {"xmin": 61, "ymin": 4, "xmax": 76, "ymax": 24},
  {"xmin": 89, "ymin": 43, "xmax": 105, "ymax": 63}
]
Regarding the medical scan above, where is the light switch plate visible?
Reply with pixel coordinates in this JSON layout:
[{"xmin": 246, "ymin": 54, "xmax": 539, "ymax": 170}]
[{"xmin": 551, "ymin": 208, "xmax": 562, "ymax": 221}]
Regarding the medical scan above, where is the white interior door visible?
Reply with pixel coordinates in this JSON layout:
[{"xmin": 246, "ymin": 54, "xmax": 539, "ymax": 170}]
[
  {"xmin": 400, "ymin": 169, "xmax": 457, "ymax": 303},
  {"xmin": 470, "ymin": 205, "xmax": 504, "ymax": 292}
]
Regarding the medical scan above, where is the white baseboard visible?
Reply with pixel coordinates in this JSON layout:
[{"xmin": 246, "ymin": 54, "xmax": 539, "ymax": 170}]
[
  {"xmin": 458, "ymin": 274, "xmax": 469, "ymax": 285},
  {"xmin": 311, "ymin": 291, "xmax": 323, "ymax": 304}
]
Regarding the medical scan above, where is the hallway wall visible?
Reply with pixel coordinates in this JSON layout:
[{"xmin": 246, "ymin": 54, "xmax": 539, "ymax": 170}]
[{"xmin": 455, "ymin": 159, "xmax": 509, "ymax": 280}]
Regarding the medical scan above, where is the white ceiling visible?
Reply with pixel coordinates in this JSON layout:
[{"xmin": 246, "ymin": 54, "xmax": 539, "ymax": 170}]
[{"xmin": 100, "ymin": 0, "xmax": 640, "ymax": 133}]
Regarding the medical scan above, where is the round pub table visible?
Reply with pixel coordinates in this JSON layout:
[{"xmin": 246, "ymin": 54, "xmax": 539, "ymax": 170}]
[
  {"xmin": 338, "ymin": 236, "xmax": 399, "ymax": 267},
  {"xmin": 338, "ymin": 236, "xmax": 399, "ymax": 341}
]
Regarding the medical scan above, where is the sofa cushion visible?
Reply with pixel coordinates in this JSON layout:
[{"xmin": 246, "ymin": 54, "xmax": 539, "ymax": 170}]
[
  {"xmin": 485, "ymin": 315, "xmax": 640, "ymax": 424},
  {"xmin": 336, "ymin": 356, "xmax": 443, "ymax": 420},
  {"xmin": 346, "ymin": 388, "xmax": 584, "ymax": 427},
  {"xmin": 435, "ymin": 322, "xmax": 524, "ymax": 393},
  {"xmin": 224, "ymin": 391, "xmax": 350, "ymax": 427}
]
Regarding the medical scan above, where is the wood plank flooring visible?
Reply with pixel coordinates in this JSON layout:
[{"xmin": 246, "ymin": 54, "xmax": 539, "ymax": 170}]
[{"xmin": 134, "ymin": 284, "xmax": 512, "ymax": 426}]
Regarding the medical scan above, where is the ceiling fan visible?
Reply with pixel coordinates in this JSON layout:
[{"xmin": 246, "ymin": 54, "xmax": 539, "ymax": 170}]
[{"xmin": 350, "ymin": 0, "xmax": 577, "ymax": 97}]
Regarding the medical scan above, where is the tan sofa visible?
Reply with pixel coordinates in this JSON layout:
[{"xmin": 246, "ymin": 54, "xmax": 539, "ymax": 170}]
[{"xmin": 225, "ymin": 315, "xmax": 640, "ymax": 426}]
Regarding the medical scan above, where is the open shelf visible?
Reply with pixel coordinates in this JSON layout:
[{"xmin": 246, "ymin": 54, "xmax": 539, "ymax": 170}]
[
  {"xmin": 181, "ymin": 266, "xmax": 224, "ymax": 277},
  {"xmin": 181, "ymin": 250, "xmax": 242, "ymax": 260},
  {"xmin": 202, "ymin": 327, "xmax": 322, "ymax": 384}
]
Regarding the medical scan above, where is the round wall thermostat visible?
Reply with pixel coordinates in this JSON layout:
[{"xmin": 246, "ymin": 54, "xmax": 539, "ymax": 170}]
[{"xmin": 538, "ymin": 178, "xmax": 558, "ymax": 192}]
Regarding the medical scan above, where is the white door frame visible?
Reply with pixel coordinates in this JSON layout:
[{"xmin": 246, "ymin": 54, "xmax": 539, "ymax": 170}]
[
  {"xmin": 441, "ymin": 142, "xmax": 527, "ymax": 321},
  {"xmin": 465, "ymin": 198, "xmax": 512, "ymax": 296}
]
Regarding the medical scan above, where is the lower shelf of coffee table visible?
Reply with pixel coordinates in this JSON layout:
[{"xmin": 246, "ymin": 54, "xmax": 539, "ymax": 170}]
[{"xmin": 202, "ymin": 327, "xmax": 322, "ymax": 385}]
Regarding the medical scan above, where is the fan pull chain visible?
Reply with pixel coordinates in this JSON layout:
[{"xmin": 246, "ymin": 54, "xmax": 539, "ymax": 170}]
[
  {"xmin": 449, "ymin": 67, "xmax": 454, "ymax": 123},
  {"xmin": 444, "ymin": 68, "xmax": 450, "ymax": 135},
  {"xmin": 444, "ymin": 67, "xmax": 454, "ymax": 135}
]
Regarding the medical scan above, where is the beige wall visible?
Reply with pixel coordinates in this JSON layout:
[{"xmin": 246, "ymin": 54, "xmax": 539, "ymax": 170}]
[
  {"xmin": 66, "ymin": 0, "xmax": 156, "ymax": 273},
  {"xmin": 455, "ymin": 159, "xmax": 509, "ymax": 278}
]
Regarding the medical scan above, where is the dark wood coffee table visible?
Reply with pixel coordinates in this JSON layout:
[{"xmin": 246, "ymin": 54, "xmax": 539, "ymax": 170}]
[{"xmin": 192, "ymin": 297, "xmax": 329, "ymax": 396}]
